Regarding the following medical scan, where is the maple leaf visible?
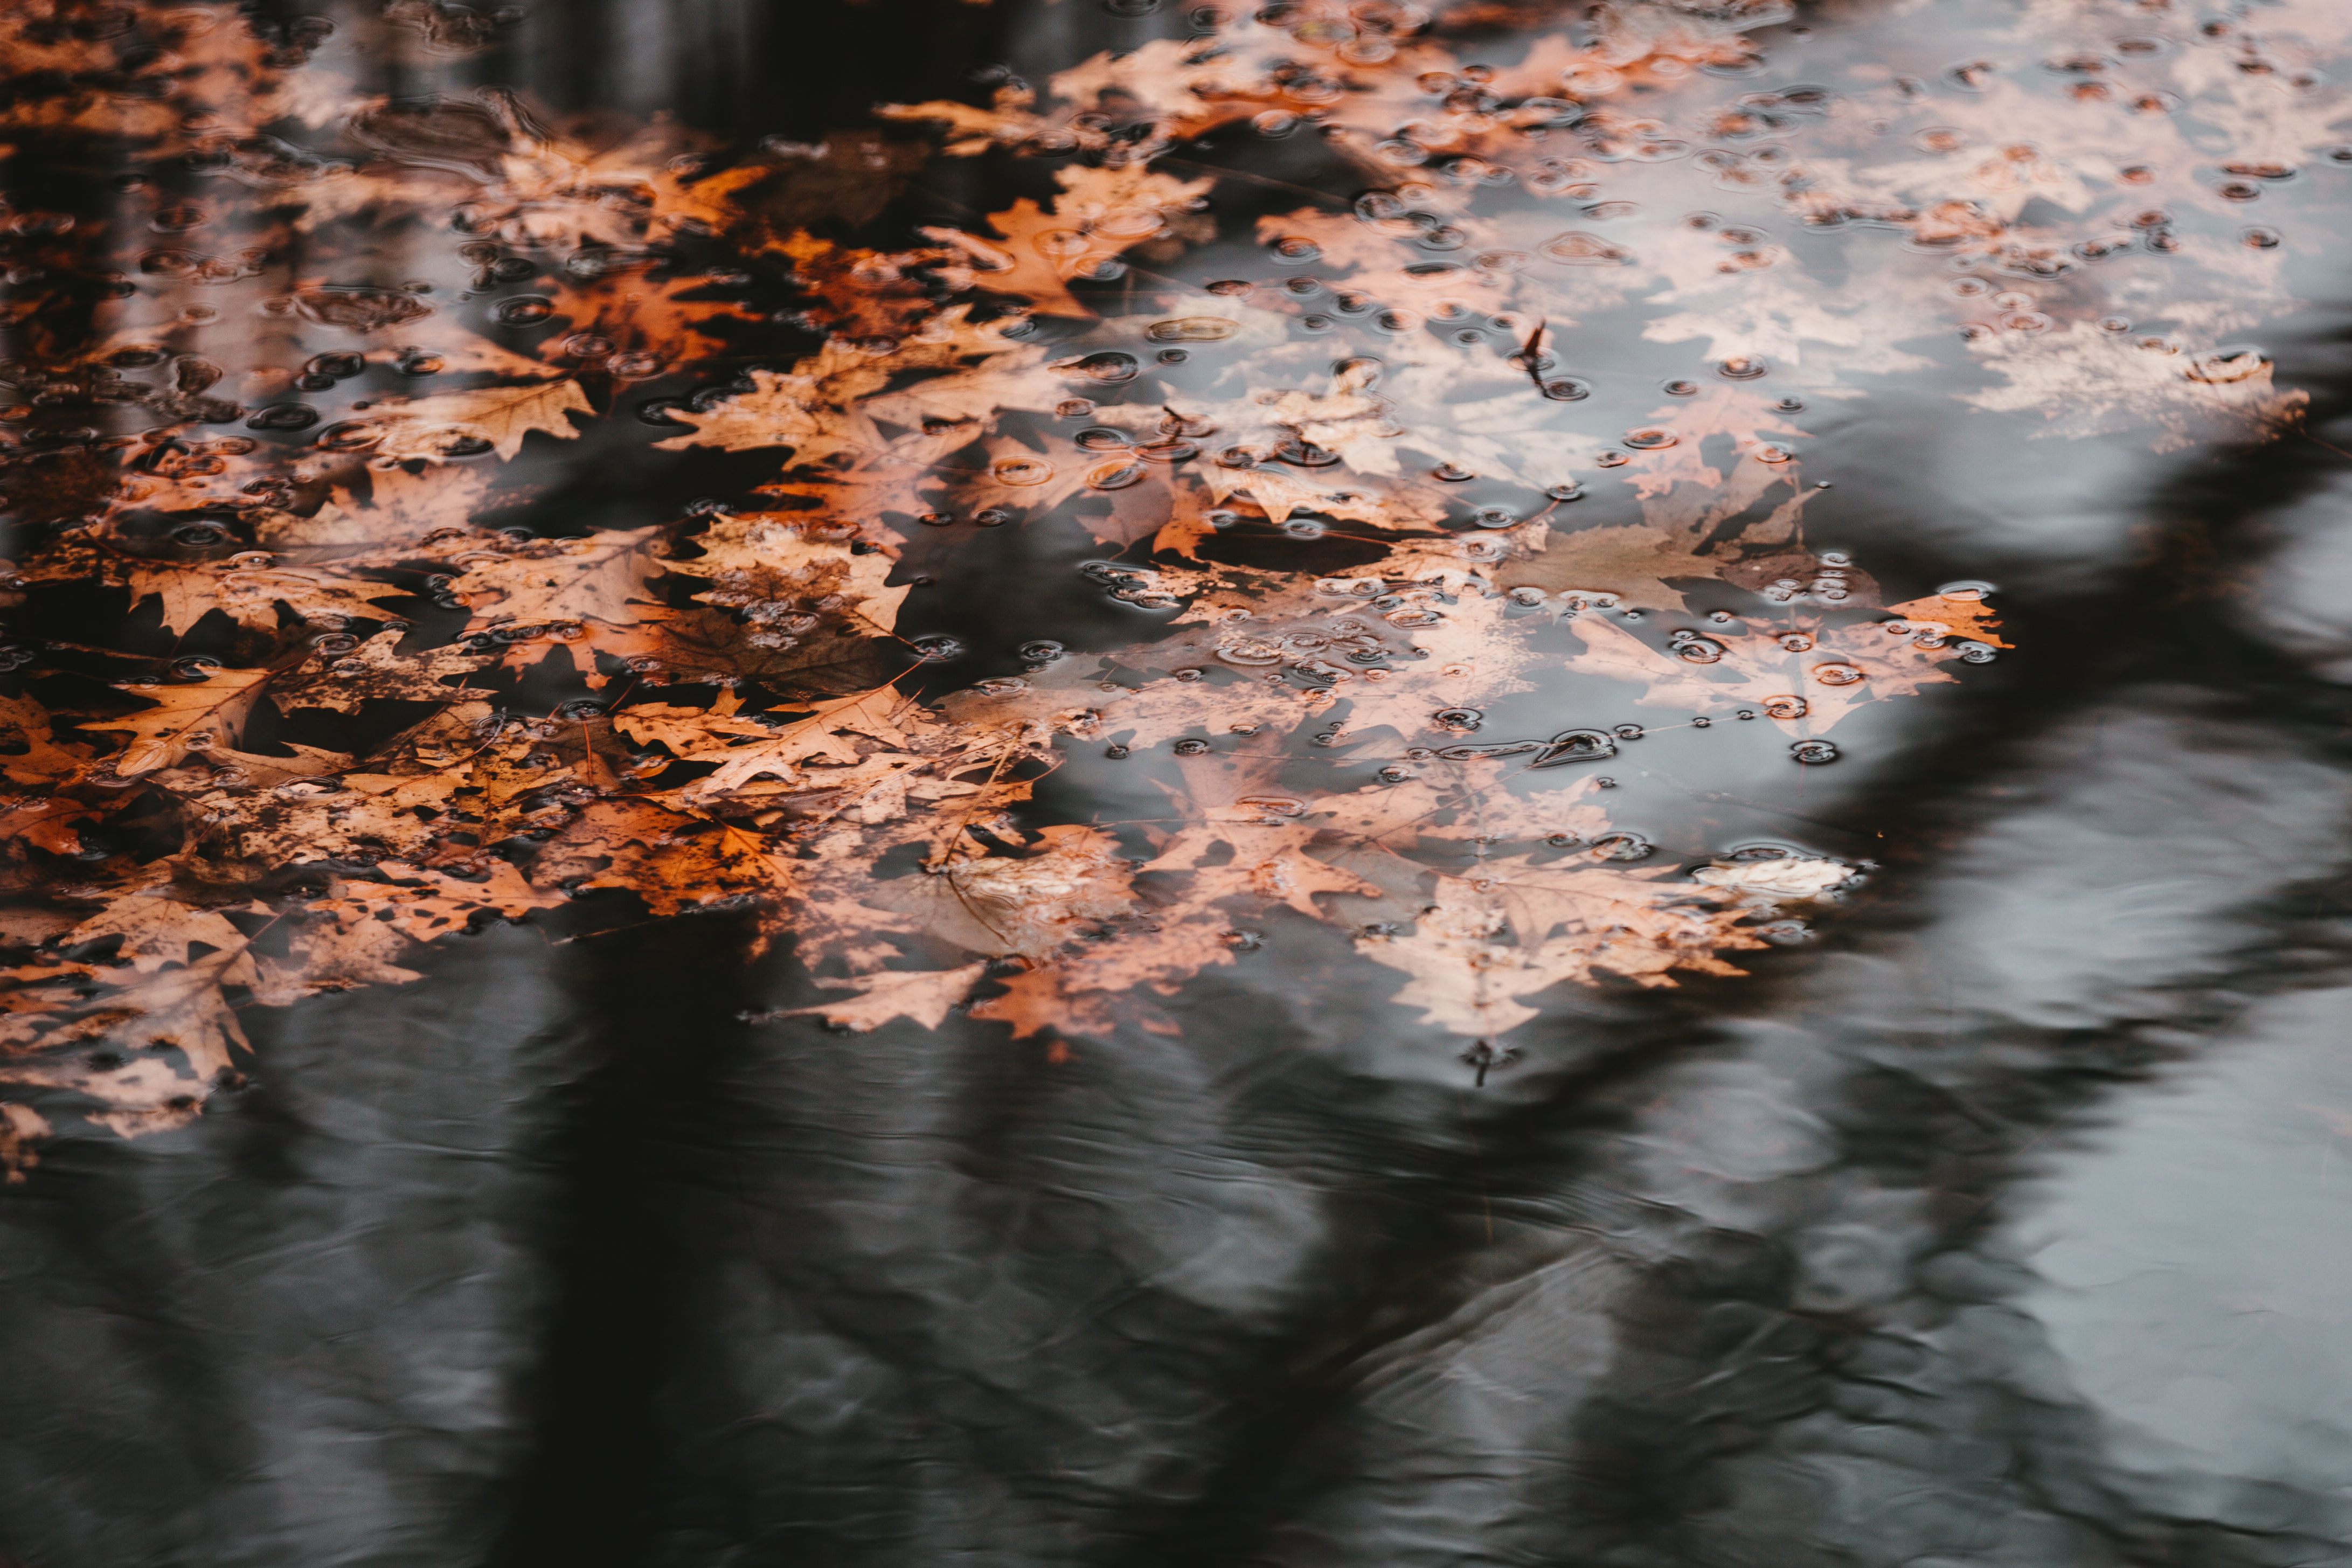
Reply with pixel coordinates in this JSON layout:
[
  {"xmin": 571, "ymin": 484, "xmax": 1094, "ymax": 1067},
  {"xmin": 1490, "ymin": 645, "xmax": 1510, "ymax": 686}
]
[
  {"xmin": 269, "ymin": 630, "xmax": 496, "ymax": 713},
  {"xmin": 83, "ymin": 665, "xmax": 274, "ymax": 775},
  {"xmin": 355, "ymin": 378, "xmax": 594, "ymax": 461}
]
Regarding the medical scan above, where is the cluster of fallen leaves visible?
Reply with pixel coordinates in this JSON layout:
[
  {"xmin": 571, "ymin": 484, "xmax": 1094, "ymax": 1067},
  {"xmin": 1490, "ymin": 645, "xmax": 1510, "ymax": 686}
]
[{"xmin": 73, "ymin": 0, "xmax": 2352, "ymax": 1176}]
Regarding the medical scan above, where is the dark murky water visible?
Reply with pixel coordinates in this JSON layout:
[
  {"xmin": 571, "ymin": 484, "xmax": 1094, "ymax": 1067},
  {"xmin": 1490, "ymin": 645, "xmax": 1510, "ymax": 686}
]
[{"xmin": 8, "ymin": 0, "xmax": 2352, "ymax": 1563}]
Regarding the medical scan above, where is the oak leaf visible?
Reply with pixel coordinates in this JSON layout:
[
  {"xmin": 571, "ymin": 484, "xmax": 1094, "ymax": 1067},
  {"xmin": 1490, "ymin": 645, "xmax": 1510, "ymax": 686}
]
[
  {"xmin": 84, "ymin": 666, "xmax": 274, "ymax": 775},
  {"xmin": 760, "ymin": 961, "xmax": 990, "ymax": 1033},
  {"xmin": 270, "ymin": 630, "xmax": 496, "ymax": 713},
  {"xmin": 358, "ymin": 378, "xmax": 594, "ymax": 461}
]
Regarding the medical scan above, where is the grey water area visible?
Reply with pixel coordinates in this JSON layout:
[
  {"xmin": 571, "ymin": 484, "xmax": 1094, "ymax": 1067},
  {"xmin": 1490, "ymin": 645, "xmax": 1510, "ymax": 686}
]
[{"xmin": 10, "ymin": 0, "xmax": 2352, "ymax": 1564}]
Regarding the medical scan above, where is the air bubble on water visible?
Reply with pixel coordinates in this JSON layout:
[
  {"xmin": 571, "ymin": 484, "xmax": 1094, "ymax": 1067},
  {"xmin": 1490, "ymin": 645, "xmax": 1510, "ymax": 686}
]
[
  {"xmin": 1956, "ymin": 640, "xmax": 1997, "ymax": 663},
  {"xmin": 918, "ymin": 511, "xmax": 956, "ymax": 527},
  {"xmin": 1545, "ymin": 482, "xmax": 1583, "ymax": 502},
  {"xmin": 1789, "ymin": 739, "xmax": 1839, "ymax": 764},
  {"xmin": 1540, "ymin": 377, "xmax": 1593, "ymax": 401},
  {"xmin": 1019, "ymin": 640, "xmax": 1065, "ymax": 663},
  {"xmin": 1472, "ymin": 506, "xmax": 1517, "ymax": 528},
  {"xmin": 1105, "ymin": 744, "xmax": 1130, "ymax": 759},
  {"xmin": 1718, "ymin": 355, "xmax": 1768, "ymax": 379},
  {"xmin": 1937, "ymin": 579, "xmax": 1995, "ymax": 601},
  {"xmin": 990, "ymin": 455, "xmax": 1054, "ymax": 488},
  {"xmin": 1431, "ymin": 462, "xmax": 1474, "ymax": 481},
  {"xmin": 1676, "ymin": 637, "xmax": 1725, "ymax": 663},
  {"xmin": 1623, "ymin": 427, "xmax": 1678, "ymax": 449},
  {"xmin": 1063, "ymin": 352, "xmax": 1141, "ymax": 384},
  {"xmin": 494, "ymin": 295, "xmax": 553, "ymax": 325},
  {"xmin": 1174, "ymin": 737, "xmax": 1211, "ymax": 755},
  {"xmin": 1779, "ymin": 633, "xmax": 1814, "ymax": 650},
  {"xmin": 1763, "ymin": 694, "xmax": 1809, "ymax": 719},
  {"xmin": 1752, "ymin": 443, "xmax": 1794, "ymax": 463},
  {"xmin": 1147, "ymin": 317, "xmax": 1238, "ymax": 343},
  {"xmin": 246, "ymin": 404, "xmax": 320, "ymax": 430},
  {"xmin": 911, "ymin": 634, "xmax": 965, "ymax": 662},
  {"xmin": 1589, "ymin": 832, "xmax": 1653, "ymax": 861},
  {"xmin": 1087, "ymin": 459, "xmax": 1147, "ymax": 490},
  {"xmin": 1812, "ymin": 663, "xmax": 1864, "ymax": 686},
  {"xmin": 1217, "ymin": 636, "xmax": 1283, "ymax": 667}
]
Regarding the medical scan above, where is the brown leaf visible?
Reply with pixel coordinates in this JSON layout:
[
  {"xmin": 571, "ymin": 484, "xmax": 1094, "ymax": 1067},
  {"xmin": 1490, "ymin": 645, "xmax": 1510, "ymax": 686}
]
[
  {"xmin": 761, "ymin": 961, "xmax": 989, "ymax": 1033},
  {"xmin": 357, "ymin": 378, "xmax": 594, "ymax": 461},
  {"xmin": 270, "ymin": 630, "xmax": 496, "ymax": 713},
  {"xmin": 84, "ymin": 666, "xmax": 274, "ymax": 775},
  {"xmin": 1506, "ymin": 523, "xmax": 1730, "ymax": 614}
]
